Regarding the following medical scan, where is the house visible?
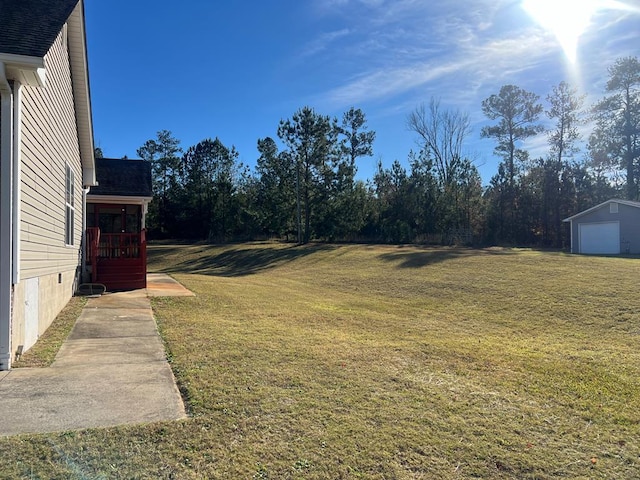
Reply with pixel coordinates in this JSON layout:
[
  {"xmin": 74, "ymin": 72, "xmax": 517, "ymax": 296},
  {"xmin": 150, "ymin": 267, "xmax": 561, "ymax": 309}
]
[
  {"xmin": 86, "ymin": 158, "xmax": 153, "ymax": 291},
  {"xmin": 563, "ymin": 199, "xmax": 640, "ymax": 255},
  {"xmin": 0, "ymin": 0, "xmax": 95, "ymax": 370}
]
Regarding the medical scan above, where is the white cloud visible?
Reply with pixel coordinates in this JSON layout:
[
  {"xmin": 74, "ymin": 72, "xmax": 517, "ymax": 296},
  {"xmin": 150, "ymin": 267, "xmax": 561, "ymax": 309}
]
[
  {"xmin": 319, "ymin": 26, "xmax": 557, "ymax": 109},
  {"xmin": 308, "ymin": 0, "xmax": 638, "ymax": 110},
  {"xmin": 322, "ymin": 60, "xmax": 471, "ymax": 106},
  {"xmin": 298, "ymin": 0, "xmax": 638, "ymax": 177},
  {"xmin": 298, "ymin": 29, "xmax": 352, "ymax": 58}
]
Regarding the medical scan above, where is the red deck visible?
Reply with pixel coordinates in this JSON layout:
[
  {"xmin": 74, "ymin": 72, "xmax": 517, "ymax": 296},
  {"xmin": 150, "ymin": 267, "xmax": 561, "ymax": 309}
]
[{"xmin": 86, "ymin": 227, "xmax": 147, "ymax": 290}]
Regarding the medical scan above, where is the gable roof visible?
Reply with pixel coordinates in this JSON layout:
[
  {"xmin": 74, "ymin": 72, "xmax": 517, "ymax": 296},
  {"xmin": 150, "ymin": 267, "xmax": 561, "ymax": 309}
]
[
  {"xmin": 563, "ymin": 198, "xmax": 640, "ymax": 222},
  {"xmin": 0, "ymin": 0, "xmax": 80, "ymax": 57},
  {"xmin": 0, "ymin": 0, "xmax": 96, "ymax": 186},
  {"xmin": 89, "ymin": 158, "xmax": 153, "ymax": 198}
]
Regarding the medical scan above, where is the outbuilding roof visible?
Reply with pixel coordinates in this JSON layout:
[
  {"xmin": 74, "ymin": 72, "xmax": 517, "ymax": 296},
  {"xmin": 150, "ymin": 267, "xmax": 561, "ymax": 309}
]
[
  {"xmin": 563, "ymin": 198, "xmax": 640, "ymax": 222},
  {"xmin": 0, "ymin": 0, "xmax": 80, "ymax": 57},
  {"xmin": 89, "ymin": 158, "xmax": 153, "ymax": 198}
]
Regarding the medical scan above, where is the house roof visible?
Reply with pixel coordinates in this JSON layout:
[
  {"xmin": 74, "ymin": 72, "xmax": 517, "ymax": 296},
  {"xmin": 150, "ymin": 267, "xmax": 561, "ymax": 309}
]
[
  {"xmin": 563, "ymin": 198, "xmax": 640, "ymax": 222},
  {"xmin": 0, "ymin": 0, "xmax": 80, "ymax": 57},
  {"xmin": 0, "ymin": 0, "xmax": 96, "ymax": 186},
  {"xmin": 89, "ymin": 158, "xmax": 153, "ymax": 198}
]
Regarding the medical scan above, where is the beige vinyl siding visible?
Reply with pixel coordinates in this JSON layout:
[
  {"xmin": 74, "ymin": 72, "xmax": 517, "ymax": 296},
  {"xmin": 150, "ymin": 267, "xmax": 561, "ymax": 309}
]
[{"xmin": 19, "ymin": 25, "xmax": 83, "ymax": 279}]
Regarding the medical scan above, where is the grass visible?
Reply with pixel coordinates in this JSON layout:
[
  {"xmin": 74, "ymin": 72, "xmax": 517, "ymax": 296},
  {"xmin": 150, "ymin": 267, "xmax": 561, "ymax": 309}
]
[
  {"xmin": 12, "ymin": 296, "xmax": 87, "ymax": 368},
  {"xmin": 1, "ymin": 242, "xmax": 639, "ymax": 479}
]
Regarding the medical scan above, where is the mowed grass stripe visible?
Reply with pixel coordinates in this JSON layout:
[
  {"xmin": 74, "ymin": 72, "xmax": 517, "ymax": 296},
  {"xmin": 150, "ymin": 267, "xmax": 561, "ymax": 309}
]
[{"xmin": 149, "ymin": 243, "xmax": 640, "ymax": 478}]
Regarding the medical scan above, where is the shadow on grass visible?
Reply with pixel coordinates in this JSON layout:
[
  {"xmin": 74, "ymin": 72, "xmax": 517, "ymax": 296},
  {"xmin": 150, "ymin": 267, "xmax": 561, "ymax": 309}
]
[
  {"xmin": 378, "ymin": 246, "xmax": 517, "ymax": 268},
  {"xmin": 148, "ymin": 243, "xmax": 337, "ymax": 277}
]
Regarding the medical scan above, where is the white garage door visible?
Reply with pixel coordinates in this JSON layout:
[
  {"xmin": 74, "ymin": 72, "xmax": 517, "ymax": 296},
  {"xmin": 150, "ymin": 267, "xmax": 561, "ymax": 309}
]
[{"xmin": 579, "ymin": 222, "xmax": 620, "ymax": 254}]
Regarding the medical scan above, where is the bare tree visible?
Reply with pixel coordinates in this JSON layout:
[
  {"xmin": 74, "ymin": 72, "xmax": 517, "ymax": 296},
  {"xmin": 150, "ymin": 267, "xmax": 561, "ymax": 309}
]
[{"xmin": 407, "ymin": 98, "xmax": 471, "ymax": 187}]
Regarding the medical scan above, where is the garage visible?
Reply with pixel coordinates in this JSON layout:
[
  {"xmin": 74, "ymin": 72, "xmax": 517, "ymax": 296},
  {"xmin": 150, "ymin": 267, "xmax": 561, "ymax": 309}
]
[
  {"xmin": 564, "ymin": 199, "xmax": 640, "ymax": 255},
  {"xmin": 579, "ymin": 222, "xmax": 620, "ymax": 254}
]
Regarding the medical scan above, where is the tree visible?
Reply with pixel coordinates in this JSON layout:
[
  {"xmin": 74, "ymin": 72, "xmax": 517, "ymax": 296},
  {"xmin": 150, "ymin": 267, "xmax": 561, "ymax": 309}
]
[
  {"xmin": 137, "ymin": 130, "xmax": 182, "ymax": 236},
  {"xmin": 255, "ymin": 137, "xmax": 296, "ymax": 238},
  {"xmin": 481, "ymin": 85, "xmax": 544, "ymax": 243},
  {"xmin": 539, "ymin": 82, "xmax": 586, "ymax": 246},
  {"xmin": 373, "ymin": 159, "xmax": 415, "ymax": 243},
  {"xmin": 591, "ymin": 56, "xmax": 640, "ymax": 200},
  {"xmin": 338, "ymin": 107, "xmax": 376, "ymax": 180},
  {"xmin": 586, "ymin": 130, "xmax": 624, "ymax": 199},
  {"xmin": 407, "ymin": 98, "xmax": 471, "ymax": 187},
  {"xmin": 277, "ymin": 107, "xmax": 338, "ymax": 243},
  {"xmin": 406, "ymin": 151, "xmax": 438, "ymax": 238},
  {"xmin": 331, "ymin": 108, "xmax": 376, "ymax": 240},
  {"xmin": 546, "ymin": 81, "xmax": 585, "ymax": 164},
  {"xmin": 481, "ymin": 85, "xmax": 544, "ymax": 189},
  {"xmin": 407, "ymin": 98, "xmax": 481, "ymax": 239},
  {"xmin": 183, "ymin": 138, "xmax": 240, "ymax": 241}
]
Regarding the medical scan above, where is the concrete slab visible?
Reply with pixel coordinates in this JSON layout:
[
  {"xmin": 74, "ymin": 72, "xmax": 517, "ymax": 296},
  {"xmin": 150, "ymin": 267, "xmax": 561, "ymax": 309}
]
[
  {"xmin": 0, "ymin": 276, "xmax": 192, "ymax": 437},
  {"xmin": 69, "ymin": 309, "xmax": 159, "ymax": 339},
  {"xmin": 53, "ymin": 337, "xmax": 168, "ymax": 367},
  {"xmin": 147, "ymin": 273, "xmax": 195, "ymax": 297},
  {"xmin": 87, "ymin": 292, "xmax": 150, "ymax": 310},
  {"xmin": 0, "ymin": 362, "xmax": 184, "ymax": 436}
]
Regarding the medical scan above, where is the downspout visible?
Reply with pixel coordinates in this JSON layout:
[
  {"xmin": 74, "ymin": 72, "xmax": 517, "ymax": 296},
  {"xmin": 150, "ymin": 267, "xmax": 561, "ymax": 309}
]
[
  {"xmin": 0, "ymin": 62, "xmax": 13, "ymax": 370},
  {"xmin": 12, "ymin": 81, "xmax": 21, "ymax": 284},
  {"xmin": 81, "ymin": 186, "xmax": 90, "ymax": 282}
]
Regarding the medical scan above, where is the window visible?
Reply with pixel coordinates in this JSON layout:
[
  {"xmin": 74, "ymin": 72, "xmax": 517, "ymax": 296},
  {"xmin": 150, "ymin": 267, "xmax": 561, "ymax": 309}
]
[
  {"xmin": 610, "ymin": 202, "xmax": 618, "ymax": 214},
  {"xmin": 65, "ymin": 164, "xmax": 75, "ymax": 245}
]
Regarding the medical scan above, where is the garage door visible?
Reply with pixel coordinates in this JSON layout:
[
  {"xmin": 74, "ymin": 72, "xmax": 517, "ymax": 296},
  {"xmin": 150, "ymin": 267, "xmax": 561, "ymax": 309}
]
[{"xmin": 579, "ymin": 222, "xmax": 620, "ymax": 254}]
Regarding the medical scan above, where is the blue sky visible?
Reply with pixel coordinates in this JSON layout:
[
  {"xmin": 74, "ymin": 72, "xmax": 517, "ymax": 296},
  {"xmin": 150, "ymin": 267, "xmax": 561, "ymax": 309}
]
[{"xmin": 85, "ymin": 0, "xmax": 639, "ymax": 185}]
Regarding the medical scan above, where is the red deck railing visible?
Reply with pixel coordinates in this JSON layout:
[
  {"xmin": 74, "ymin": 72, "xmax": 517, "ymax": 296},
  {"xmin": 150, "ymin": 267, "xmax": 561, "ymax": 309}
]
[
  {"xmin": 95, "ymin": 232, "xmax": 142, "ymax": 259},
  {"xmin": 86, "ymin": 228, "xmax": 147, "ymax": 288}
]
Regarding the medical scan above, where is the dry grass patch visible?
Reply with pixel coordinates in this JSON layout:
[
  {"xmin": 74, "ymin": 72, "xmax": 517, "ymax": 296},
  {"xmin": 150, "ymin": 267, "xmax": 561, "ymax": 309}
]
[
  {"xmin": 12, "ymin": 296, "xmax": 87, "ymax": 368},
  {"xmin": 1, "ymin": 243, "xmax": 639, "ymax": 479}
]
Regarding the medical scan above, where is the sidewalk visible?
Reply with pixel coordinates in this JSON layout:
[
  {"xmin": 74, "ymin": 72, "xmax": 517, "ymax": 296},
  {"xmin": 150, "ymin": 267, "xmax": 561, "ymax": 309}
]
[{"xmin": 0, "ymin": 274, "xmax": 194, "ymax": 436}]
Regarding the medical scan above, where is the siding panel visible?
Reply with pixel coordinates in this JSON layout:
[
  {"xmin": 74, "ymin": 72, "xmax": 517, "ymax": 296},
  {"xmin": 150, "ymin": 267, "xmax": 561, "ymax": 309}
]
[{"xmin": 19, "ymin": 26, "xmax": 84, "ymax": 279}]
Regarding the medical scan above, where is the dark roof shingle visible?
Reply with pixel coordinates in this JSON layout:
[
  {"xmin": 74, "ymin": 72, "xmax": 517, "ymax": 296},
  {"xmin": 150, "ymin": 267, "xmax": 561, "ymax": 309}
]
[
  {"xmin": 0, "ymin": 0, "xmax": 80, "ymax": 57},
  {"xmin": 89, "ymin": 158, "xmax": 153, "ymax": 198}
]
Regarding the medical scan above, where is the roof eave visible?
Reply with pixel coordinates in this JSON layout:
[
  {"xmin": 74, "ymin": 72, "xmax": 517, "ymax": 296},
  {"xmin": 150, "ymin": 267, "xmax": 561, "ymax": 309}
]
[
  {"xmin": 86, "ymin": 194, "xmax": 153, "ymax": 205},
  {"xmin": 0, "ymin": 53, "xmax": 46, "ymax": 87},
  {"xmin": 67, "ymin": 1, "xmax": 96, "ymax": 187},
  {"xmin": 563, "ymin": 198, "xmax": 640, "ymax": 222}
]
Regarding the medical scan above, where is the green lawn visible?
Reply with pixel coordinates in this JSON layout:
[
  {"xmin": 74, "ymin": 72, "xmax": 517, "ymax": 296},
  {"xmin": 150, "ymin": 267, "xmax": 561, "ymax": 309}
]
[{"xmin": 1, "ymin": 243, "xmax": 639, "ymax": 479}]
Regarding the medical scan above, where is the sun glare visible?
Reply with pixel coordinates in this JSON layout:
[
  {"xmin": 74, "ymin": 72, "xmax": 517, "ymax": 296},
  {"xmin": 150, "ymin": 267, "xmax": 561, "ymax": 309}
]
[{"xmin": 522, "ymin": 0, "xmax": 599, "ymax": 63}]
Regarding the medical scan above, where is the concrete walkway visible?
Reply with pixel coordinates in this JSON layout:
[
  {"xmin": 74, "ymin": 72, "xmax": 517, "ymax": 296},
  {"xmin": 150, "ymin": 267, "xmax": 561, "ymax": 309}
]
[{"xmin": 0, "ymin": 274, "xmax": 194, "ymax": 436}]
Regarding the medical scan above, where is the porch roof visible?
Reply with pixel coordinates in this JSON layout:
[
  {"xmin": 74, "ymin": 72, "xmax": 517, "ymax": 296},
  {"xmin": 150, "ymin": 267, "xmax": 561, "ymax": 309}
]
[{"xmin": 89, "ymin": 158, "xmax": 153, "ymax": 198}]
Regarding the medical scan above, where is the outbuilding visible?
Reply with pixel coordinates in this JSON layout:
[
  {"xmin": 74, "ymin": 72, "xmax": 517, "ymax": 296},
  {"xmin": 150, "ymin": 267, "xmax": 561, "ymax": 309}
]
[{"xmin": 563, "ymin": 199, "xmax": 640, "ymax": 255}]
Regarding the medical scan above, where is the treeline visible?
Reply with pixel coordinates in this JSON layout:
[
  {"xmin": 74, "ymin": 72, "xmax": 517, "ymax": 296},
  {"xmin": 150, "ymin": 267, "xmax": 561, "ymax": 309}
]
[{"xmin": 134, "ymin": 56, "xmax": 638, "ymax": 247}]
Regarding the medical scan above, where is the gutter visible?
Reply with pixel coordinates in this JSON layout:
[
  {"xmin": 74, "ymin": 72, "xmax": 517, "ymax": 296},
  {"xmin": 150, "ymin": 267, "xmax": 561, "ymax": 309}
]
[{"xmin": 0, "ymin": 62, "xmax": 13, "ymax": 370}]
